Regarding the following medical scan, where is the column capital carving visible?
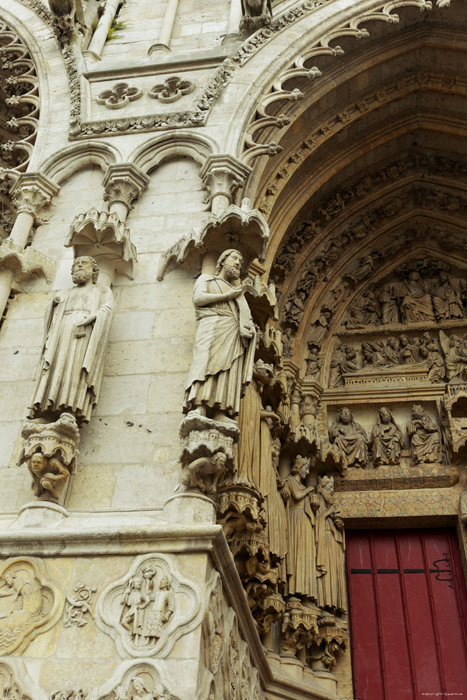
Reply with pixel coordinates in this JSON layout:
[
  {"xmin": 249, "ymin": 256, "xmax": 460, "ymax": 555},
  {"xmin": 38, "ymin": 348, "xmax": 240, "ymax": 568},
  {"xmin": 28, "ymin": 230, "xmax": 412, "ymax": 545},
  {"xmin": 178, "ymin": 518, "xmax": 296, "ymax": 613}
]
[
  {"xmin": 200, "ymin": 154, "xmax": 252, "ymax": 206},
  {"xmin": 102, "ymin": 163, "xmax": 150, "ymax": 210},
  {"xmin": 10, "ymin": 173, "xmax": 60, "ymax": 222}
]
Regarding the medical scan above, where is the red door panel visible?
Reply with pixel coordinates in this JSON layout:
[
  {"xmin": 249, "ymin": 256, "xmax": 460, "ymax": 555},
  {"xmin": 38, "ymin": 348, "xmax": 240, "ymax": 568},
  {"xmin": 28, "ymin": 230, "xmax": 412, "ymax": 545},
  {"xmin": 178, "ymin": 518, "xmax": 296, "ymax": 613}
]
[{"xmin": 347, "ymin": 529, "xmax": 467, "ymax": 700}]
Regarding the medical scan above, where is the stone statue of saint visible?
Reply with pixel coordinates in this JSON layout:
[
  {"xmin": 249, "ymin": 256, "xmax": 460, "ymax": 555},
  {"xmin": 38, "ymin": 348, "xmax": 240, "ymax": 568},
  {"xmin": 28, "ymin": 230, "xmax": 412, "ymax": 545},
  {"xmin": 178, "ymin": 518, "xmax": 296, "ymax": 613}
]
[
  {"xmin": 408, "ymin": 404, "xmax": 442, "ymax": 464},
  {"xmin": 28, "ymin": 256, "xmax": 114, "ymax": 424},
  {"xmin": 433, "ymin": 272, "xmax": 464, "ymax": 320},
  {"xmin": 329, "ymin": 407, "xmax": 369, "ymax": 468},
  {"xmin": 370, "ymin": 407, "xmax": 404, "ymax": 466},
  {"xmin": 281, "ymin": 456, "xmax": 319, "ymax": 601},
  {"xmin": 184, "ymin": 249, "xmax": 256, "ymax": 423},
  {"xmin": 399, "ymin": 271, "xmax": 435, "ymax": 322},
  {"xmin": 315, "ymin": 476, "xmax": 346, "ymax": 614}
]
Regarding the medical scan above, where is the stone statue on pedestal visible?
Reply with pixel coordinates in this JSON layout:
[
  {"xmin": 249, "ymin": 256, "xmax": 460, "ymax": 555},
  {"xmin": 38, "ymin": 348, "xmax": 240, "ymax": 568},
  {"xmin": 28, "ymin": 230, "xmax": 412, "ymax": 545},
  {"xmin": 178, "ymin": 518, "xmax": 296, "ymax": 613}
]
[
  {"xmin": 184, "ymin": 249, "xmax": 256, "ymax": 424},
  {"xmin": 28, "ymin": 256, "xmax": 114, "ymax": 425}
]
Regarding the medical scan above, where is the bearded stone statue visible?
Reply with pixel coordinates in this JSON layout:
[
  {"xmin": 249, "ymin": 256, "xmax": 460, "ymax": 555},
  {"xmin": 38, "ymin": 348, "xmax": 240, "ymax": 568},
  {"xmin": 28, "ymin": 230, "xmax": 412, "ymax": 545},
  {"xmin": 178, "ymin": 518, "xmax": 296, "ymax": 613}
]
[
  {"xmin": 28, "ymin": 256, "xmax": 114, "ymax": 424},
  {"xmin": 184, "ymin": 249, "xmax": 256, "ymax": 423}
]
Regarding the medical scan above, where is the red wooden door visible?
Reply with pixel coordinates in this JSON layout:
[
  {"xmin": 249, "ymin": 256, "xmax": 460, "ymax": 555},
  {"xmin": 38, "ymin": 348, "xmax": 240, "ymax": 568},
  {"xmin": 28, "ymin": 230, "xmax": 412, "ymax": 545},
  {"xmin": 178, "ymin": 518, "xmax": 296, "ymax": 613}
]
[{"xmin": 346, "ymin": 529, "xmax": 467, "ymax": 700}]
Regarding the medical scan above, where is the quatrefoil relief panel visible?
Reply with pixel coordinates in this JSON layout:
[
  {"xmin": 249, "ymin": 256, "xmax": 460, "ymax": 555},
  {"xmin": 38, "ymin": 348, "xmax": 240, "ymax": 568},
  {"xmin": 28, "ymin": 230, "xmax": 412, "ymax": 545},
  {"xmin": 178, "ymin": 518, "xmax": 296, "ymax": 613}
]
[
  {"xmin": 148, "ymin": 76, "xmax": 195, "ymax": 103},
  {"xmin": 95, "ymin": 554, "xmax": 202, "ymax": 658},
  {"xmin": 96, "ymin": 82, "xmax": 143, "ymax": 110}
]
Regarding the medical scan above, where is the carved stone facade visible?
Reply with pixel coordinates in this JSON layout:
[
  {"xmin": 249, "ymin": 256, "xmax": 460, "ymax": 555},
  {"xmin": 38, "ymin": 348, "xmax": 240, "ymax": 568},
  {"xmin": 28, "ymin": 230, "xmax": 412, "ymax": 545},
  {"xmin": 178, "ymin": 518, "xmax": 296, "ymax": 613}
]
[{"xmin": 0, "ymin": 0, "xmax": 465, "ymax": 698}]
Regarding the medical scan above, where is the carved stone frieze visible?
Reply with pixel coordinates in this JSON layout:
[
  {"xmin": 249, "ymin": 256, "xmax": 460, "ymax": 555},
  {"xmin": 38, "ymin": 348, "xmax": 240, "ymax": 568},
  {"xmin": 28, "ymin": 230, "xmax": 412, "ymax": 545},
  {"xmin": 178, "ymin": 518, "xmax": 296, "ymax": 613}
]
[
  {"xmin": 64, "ymin": 582, "xmax": 96, "ymax": 627},
  {"xmin": 199, "ymin": 595, "xmax": 264, "ymax": 700},
  {"xmin": 336, "ymin": 486, "xmax": 461, "ymax": 520},
  {"xmin": 17, "ymin": 412, "xmax": 80, "ymax": 504},
  {"xmin": 273, "ymin": 155, "xmax": 467, "ymax": 284},
  {"xmin": 95, "ymin": 554, "xmax": 202, "ymax": 658},
  {"xmin": 0, "ymin": 557, "xmax": 63, "ymax": 655}
]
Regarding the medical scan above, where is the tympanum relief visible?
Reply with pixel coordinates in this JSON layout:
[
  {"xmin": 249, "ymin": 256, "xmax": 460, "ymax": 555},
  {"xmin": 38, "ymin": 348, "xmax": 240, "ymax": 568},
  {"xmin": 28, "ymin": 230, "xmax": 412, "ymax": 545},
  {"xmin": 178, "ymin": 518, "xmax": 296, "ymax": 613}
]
[
  {"xmin": 95, "ymin": 554, "xmax": 201, "ymax": 658},
  {"xmin": 0, "ymin": 558, "xmax": 63, "ymax": 655},
  {"xmin": 328, "ymin": 405, "xmax": 444, "ymax": 470}
]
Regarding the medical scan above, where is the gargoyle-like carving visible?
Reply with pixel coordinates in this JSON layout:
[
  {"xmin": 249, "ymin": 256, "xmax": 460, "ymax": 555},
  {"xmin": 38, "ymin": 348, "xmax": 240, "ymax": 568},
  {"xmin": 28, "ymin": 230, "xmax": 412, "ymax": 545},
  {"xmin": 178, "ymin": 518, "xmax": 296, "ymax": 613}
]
[
  {"xmin": 408, "ymin": 404, "xmax": 442, "ymax": 464},
  {"xmin": 96, "ymin": 84, "xmax": 143, "ymax": 110},
  {"xmin": 95, "ymin": 555, "xmax": 201, "ymax": 658},
  {"xmin": 0, "ymin": 558, "xmax": 63, "ymax": 655},
  {"xmin": 148, "ymin": 77, "xmax": 195, "ymax": 103},
  {"xmin": 181, "ymin": 451, "xmax": 231, "ymax": 495},
  {"xmin": 28, "ymin": 257, "xmax": 114, "ymax": 425},
  {"xmin": 48, "ymin": 0, "xmax": 86, "ymax": 44},
  {"xmin": 64, "ymin": 583, "xmax": 96, "ymax": 627},
  {"xmin": 17, "ymin": 412, "xmax": 80, "ymax": 504}
]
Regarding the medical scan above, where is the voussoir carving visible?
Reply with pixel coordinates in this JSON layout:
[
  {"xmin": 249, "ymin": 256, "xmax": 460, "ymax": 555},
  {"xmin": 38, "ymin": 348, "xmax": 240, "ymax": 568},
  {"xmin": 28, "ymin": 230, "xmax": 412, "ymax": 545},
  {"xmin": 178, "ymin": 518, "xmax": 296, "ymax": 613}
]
[
  {"xmin": 95, "ymin": 554, "xmax": 202, "ymax": 658},
  {"xmin": 0, "ymin": 557, "xmax": 63, "ymax": 655}
]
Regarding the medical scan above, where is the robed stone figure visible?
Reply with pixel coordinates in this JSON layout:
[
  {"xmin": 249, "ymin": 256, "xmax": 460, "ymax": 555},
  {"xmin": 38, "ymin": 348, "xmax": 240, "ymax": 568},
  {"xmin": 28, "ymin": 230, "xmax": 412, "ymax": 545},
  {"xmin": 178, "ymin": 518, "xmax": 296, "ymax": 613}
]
[
  {"xmin": 184, "ymin": 249, "xmax": 256, "ymax": 422},
  {"xmin": 28, "ymin": 256, "xmax": 114, "ymax": 424}
]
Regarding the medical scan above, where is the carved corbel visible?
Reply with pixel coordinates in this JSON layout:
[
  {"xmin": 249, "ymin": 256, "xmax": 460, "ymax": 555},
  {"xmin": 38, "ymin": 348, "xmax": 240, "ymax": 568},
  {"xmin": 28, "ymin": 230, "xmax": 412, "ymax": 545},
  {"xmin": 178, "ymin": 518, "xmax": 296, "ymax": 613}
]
[
  {"xmin": 66, "ymin": 208, "xmax": 137, "ymax": 281},
  {"xmin": 281, "ymin": 597, "xmax": 320, "ymax": 657},
  {"xmin": 308, "ymin": 618, "xmax": 348, "ymax": 672},
  {"xmin": 17, "ymin": 412, "xmax": 80, "ymax": 505},
  {"xmin": 102, "ymin": 164, "xmax": 150, "ymax": 222},
  {"xmin": 157, "ymin": 200, "xmax": 269, "ymax": 280},
  {"xmin": 200, "ymin": 154, "xmax": 252, "ymax": 213}
]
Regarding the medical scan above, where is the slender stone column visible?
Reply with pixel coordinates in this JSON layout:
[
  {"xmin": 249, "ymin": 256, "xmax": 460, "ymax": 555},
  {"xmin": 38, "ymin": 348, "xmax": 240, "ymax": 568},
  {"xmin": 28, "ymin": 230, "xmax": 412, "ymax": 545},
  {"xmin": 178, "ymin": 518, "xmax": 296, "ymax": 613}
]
[
  {"xmin": 227, "ymin": 0, "xmax": 242, "ymax": 34},
  {"xmin": 0, "ymin": 173, "xmax": 59, "ymax": 320},
  {"xmin": 148, "ymin": 0, "xmax": 180, "ymax": 54},
  {"xmin": 67, "ymin": 163, "xmax": 149, "ymax": 285},
  {"xmin": 200, "ymin": 154, "xmax": 252, "ymax": 217},
  {"xmin": 84, "ymin": 0, "xmax": 122, "ymax": 62}
]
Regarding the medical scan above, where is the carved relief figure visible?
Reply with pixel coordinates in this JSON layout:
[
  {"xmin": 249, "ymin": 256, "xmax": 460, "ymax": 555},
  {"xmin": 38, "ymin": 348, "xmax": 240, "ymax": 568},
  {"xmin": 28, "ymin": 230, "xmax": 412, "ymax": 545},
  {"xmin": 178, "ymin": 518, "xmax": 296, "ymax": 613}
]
[
  {"xmin": 281, "ymin": 456, "xmax": 319, "ymax": 601},
  {"xmin": 399, "ymin": 271, "xmax": 435, "ymax": 322},
  {"xmin": 433, "ymin": 272, "xmax": 463, "ymax": 320},
  {"xmin": 345, "ymin": 290, "xmax": 379, "ymax": 328},
  {"xmin": 379, "ymin": 284, "xmax": 399, "ymax": 324},
  {"xmin": 0, "ymin": 559, "xmax": 60, "ymax": 655},
  {"xmin": 28, "ymin": 256, "xmax": 114, "ymax": 424},
  {"xmin": 237, "ymin": 361, "xmax": 272, "ymax": 485},
  {"xmin": 120, "ymin": 577, "xmax": 149, "ymax": 646},
  {"xmin": 419, "ymin": 332, "xmax": 445, "ymax": 382},
  {"xmin": 184, "ymin": 250, "xmax": 255, "ymax": 423},
  {"xmin": 315, "ymin": 476, "xmax": 346, "ymax": 613},
  {"xmin": 329, "ymin": 344, "xmax": 357, "ymax": 387},
  {"xmin": 370, "ymin": 407, "xmax": 404, "ymax": 466},
  {"xmin": 329, "ymin": 407, "xmax": 369, "ymax": 468},
  {"xmin": 408, "ymin": 404, "xmax": 442, "ymax": 464},
  {"xmin": 142, "ymin": 576, "xmax": 174, "ymax": 646},
  {"xmin": 305, "ymin": 343, "xmax": 321, "ymax": 380},
  {"xmin": 440, "ymin": 331, "xmax": 467, "ymax": 382}
]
